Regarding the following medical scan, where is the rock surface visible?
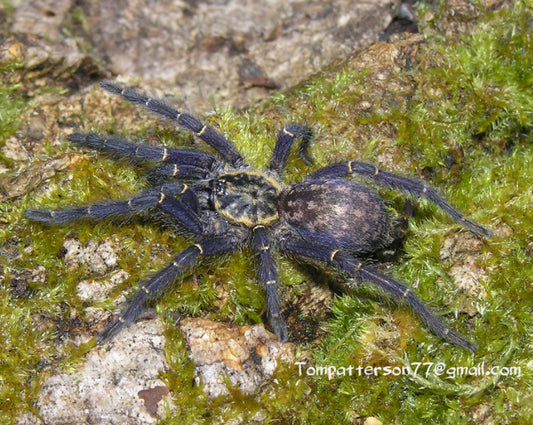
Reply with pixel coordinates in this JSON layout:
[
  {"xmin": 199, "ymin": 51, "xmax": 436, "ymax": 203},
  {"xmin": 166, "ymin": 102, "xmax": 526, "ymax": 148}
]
[
  {"xmin": 180, "ymin": 318, "xmax": 294, "ymax": 398},
  {"xmin": 18, "ymin": 319, "xmax": 172, "ymax": 425},
  {"xmin": 5, "ymin": 0, "xmax": 401, "ymax": 112}
]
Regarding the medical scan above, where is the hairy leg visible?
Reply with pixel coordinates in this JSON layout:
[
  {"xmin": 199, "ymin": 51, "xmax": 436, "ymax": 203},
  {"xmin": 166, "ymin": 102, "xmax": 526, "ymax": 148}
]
[
  {"xmin": 252, "ymin": 225, "xmax": 288, "ymax": 342},
  {"xmin": 100, "ymin": 80, "xmax": 245, "ymax": 167},
  {"xmin": 68, "ymin": 133, "xmax": 216, "ymax": 169},
  {"xmin": 269, "ymin": 124, "xmax": 313, "ymax": 175},
  {"xmin": 25, "ymin": 183, "xmax": 204, "ymax": 235},
  {"xmin": 283, "ymin": 237, "xmax": 477, "ymax": 352},
  {"xmin": 99, "ymin": 234, "xmax": 239, "ymax": 342}
]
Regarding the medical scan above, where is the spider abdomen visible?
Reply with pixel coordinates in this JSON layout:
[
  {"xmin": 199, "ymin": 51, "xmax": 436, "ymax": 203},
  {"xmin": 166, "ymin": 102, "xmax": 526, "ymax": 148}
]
[
  {"xmin": 279, "ymin": 178, "xmax": 391, "ymax": 253},
  {"xmin": 213, "ymin": 170, "xmax": 282, "ymax": 227}
]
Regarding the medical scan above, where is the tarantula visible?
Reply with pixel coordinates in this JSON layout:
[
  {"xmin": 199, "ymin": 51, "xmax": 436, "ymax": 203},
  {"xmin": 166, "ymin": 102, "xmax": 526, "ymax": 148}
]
[{"xmin": 25, "ymin": 81, "xmax": 491, "ymax": 351}]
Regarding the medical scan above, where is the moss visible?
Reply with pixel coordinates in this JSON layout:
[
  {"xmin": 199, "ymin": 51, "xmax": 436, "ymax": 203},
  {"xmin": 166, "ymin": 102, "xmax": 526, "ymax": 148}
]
[
  {"xmin": 2, "ymin": 0, "xmax": 533, "ymax": 423},
  {"xmin": 0, "ymin": 83, "xmax": 27, "ymax": 166},
  {"xmin": 396, "ymin": 2, "xmax": 533, "ymax": 167}
]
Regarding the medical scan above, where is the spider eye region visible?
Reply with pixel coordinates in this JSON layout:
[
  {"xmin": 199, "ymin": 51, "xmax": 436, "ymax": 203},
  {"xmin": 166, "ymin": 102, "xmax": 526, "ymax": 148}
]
[{"xmin": 213, "ymin": 170, "xmax": 282, "ymax": 227}]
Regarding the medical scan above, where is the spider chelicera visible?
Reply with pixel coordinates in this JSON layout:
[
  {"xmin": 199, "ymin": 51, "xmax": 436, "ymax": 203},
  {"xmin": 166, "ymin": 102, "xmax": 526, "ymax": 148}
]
[{"xmin": 25, "ymin": 81, "xmax": 491, "ymax": 352}]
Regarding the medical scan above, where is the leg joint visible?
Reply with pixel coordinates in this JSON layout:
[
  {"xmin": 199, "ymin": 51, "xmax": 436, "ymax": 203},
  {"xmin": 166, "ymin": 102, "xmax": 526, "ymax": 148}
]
[
  {"xmin": 283, "ymin": 127, "xmax": 295, "ymax": 138},
  {"xmin": 197, "ymin": 125, "xmax": 207, "ymax": 137}
]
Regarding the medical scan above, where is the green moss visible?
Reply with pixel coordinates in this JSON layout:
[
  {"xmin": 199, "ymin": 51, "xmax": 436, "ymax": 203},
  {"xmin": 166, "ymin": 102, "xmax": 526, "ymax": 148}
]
[
  {"xmin": 0, "ymin": 83, "xmax": 27, "ymax": 165},
  {"xmin": 398, "ymin": 1, "xmax": 533, "ymax": 166}
]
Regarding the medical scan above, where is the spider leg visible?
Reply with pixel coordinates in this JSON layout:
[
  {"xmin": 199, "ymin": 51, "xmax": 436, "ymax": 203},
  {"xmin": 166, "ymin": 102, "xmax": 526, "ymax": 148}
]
[
  {"xmin": 269, "ymin": 124, "xmax": 313, "ymax": 175},
  {"xmin": 282, "ymin": 237, "xmax": 477, "ymax": 352},
  {"xmin": 306, "ymin": 161, "xmax": 492, "ymax": 238},
  {"xmin": 24, "ymin": 183, "xmax": 203, "ymax": 235},
  {"xmin": 252, "ymin": 225, "xmax": 288, "ymax": 342},
  {"xmin": 98, "ymin": 234, "xmax": 239, "ymax": 342},
  {"xmin": 159, "ymin": 191, "xmax": 203, "ymax": 235},
  {"xmin": 68, "ymin": 133, "xmax": 216, "ymax": 169},
  {"xmin": 179, "ymin": 183, "xmax": 200, "ymax": 214},
  {"xmin": 100, "ymin": 80, "xmax": 245, "ymax": 167},
  {"xmin": 146, "ymin": 163, "xmax": 210, "ymax": 183}
]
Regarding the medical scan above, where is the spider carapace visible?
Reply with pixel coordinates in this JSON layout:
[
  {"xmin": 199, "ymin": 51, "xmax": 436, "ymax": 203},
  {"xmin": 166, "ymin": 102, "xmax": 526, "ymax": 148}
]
[{"xmin": 25, "ymin": 81, "xmax": 492, "ymax": 352}]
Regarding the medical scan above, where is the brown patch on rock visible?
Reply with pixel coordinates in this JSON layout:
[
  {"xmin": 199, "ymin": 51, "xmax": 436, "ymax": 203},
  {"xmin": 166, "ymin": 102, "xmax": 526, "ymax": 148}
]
[{"xmin": 180, "ymin": 318, "xmax": 294, "ymax": 398}]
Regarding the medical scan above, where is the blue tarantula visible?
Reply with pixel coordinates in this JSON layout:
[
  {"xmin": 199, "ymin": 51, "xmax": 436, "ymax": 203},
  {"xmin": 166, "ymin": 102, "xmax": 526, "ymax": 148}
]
[{"xmin": 25, "ymin": 81, "xmax": 491, "ymax": 351}]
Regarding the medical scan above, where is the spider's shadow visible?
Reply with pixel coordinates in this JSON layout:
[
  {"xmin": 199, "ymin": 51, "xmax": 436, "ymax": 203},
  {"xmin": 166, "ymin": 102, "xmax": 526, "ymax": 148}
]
[{"xmin": 282, "ymin": 213, "xmax": 411, "ymax": 343}]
